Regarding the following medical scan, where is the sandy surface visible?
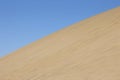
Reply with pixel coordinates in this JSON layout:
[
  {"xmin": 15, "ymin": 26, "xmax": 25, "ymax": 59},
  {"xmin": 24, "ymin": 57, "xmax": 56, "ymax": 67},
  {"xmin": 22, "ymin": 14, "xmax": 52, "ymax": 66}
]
[{"xmin": 0, "ymin": 7, "xmax": 120, "ymax": 80}]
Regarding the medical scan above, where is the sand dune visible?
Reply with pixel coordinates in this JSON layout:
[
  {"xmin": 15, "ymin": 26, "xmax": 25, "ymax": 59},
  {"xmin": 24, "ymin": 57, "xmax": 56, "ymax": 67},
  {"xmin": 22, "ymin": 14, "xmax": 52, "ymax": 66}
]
[{"xmin": 0, "ymin": 7, "xmax": 120, "ymax": 80}]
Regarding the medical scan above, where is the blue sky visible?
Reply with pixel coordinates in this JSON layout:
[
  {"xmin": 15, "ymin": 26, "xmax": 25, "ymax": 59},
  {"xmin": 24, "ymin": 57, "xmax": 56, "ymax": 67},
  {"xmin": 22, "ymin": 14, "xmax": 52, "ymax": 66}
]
[{"xmin": 0, "ymin": 0, "xmax": 120, "ymax": 57}]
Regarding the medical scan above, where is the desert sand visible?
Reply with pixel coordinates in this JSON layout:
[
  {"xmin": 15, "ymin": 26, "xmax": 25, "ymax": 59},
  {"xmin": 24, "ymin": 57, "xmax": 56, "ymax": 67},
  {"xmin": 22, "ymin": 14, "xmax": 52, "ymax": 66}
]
[{"xmin": 0, "ymin": 7, "xmax": 120, "ymax": 80}]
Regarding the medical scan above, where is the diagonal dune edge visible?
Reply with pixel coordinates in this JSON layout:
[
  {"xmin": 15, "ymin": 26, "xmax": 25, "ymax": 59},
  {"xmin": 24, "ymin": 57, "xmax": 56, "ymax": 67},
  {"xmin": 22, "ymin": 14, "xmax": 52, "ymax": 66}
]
[{"xmin": 0, "ymin": 6, "xmax": 120, "ymax": 80}]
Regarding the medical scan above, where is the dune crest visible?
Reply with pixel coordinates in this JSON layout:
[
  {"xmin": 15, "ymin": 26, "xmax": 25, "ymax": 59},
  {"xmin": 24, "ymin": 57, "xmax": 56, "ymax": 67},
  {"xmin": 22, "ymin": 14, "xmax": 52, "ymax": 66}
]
[{"xmin": 0, "ymin": 7, "xmax": 120, "ymax": 80}]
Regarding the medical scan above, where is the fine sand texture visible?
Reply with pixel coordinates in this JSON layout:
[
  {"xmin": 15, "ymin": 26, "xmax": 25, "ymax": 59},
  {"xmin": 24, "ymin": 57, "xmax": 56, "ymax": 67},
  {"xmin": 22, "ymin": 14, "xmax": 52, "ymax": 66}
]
[{"xmin": 0, "ymin": 7, "xmax": 120, "ymax": 80}]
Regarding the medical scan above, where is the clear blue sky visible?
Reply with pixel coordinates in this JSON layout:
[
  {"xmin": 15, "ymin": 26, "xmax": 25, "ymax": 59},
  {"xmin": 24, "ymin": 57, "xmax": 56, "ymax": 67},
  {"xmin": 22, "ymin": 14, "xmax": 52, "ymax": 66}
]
[{"xmin": 0, "ymin": 0, "xmax": 120, "ymax": 57}]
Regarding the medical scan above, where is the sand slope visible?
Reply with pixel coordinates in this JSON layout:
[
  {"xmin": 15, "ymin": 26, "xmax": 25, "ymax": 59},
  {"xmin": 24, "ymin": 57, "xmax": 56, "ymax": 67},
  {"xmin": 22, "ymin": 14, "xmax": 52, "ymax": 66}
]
[{"xmin": 0, "ymin": 7, "xmax": 120, "ymax": 80}]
